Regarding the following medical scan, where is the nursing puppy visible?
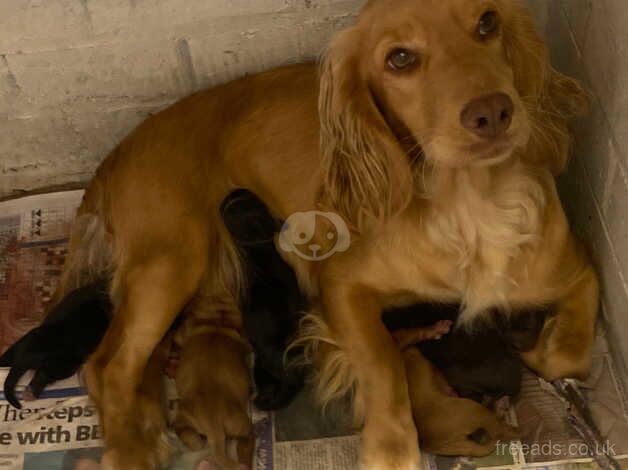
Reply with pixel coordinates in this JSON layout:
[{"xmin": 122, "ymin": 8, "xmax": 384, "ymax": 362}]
[
  {"xmin": 403, "ymin": 348, "xmax": 518, "ymax": 456},
  {"xmin": 219, "ymin": 189, "xmax": 517, "ymax": 456},
  {"xmin": 0, "ymin": 280, "xmax": 111, "ymax": 409},
  {"xmin": 221, "ymin": 189, "xmax": 307, "ymax": 410},
  {"xmin": 221, "ymin": 189, "xmax": 542, "ymax": 406},
  {"xmin": 297, "ymin": 311, "xmax": 519, "ymax": 457},
  {"xmin": 376, "ymin": 318, "xmax": 520, "ymax": 456},
  {"xmin": 173, "ymin": 330, "xmax": 253, "ymax": 470},
  {"xmin": 41, "ymin": 1, "xmax": 595, "ymax": 465},
  {"xmin": 385, "ymin": 305, "xmax": 548, "ymax": 402}
]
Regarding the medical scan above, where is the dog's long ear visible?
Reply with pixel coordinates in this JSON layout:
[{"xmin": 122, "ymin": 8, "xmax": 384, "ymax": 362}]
[
  {"xmin": 505, "ymin": 2, "xmax": 588, "ymax": 175},
  {"xmin": 318, "ymin": 26, "xmax": 413, "ymax": 231}
]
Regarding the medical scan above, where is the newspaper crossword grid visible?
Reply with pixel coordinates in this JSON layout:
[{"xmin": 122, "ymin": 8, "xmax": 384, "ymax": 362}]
[{"xmin": 0, "ymin": 191, "xmax": 627, "ymax": 470}]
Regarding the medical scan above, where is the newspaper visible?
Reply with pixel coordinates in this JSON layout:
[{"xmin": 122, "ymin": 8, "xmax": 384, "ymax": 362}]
[{"xmin": 1, "ymin": 191, "xmax": 627, "ymax": 470}]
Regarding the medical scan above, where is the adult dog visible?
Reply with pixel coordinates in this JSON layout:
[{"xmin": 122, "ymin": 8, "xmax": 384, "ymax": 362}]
[{"xmin": 48, "ymin": 0, "xmax": 595, "ymax": 468}]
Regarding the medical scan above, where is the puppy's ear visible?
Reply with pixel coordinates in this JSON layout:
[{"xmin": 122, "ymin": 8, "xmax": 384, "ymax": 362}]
[
  {"xmin": 505, "ymin": 2, "xmax": 588, "ymax": 174},
  {"xmin": 318, "ymin": 26, "xmax": 413, "ymax": 231}
]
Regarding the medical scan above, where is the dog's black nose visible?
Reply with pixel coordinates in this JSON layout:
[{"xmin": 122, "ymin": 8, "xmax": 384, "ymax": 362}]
[
  {"xmin": 461, "ymin": 93, "xmax": 514, "ymax": 139},
  {"xmin": 467, "ymin": 427, "xmax": 490, "ymax": 445}
]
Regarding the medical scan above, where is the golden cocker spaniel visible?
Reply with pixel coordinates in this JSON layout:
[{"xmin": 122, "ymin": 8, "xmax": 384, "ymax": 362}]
[{"xmin": 46, "ymin": 0, "xmax": 595, "ymax": 468}]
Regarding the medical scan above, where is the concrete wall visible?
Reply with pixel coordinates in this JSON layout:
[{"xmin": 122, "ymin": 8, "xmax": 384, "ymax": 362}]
[
  {"xmin": 0, "ymin": 0, "xmax": 361, "ymax": 196},
  {"xmin": 530, "ymin": 0, "xmax": 628, "ymax": 379}
]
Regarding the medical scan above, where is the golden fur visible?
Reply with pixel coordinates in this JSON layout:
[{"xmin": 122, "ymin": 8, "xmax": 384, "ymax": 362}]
[
  {"xmin": 173, "ymin": 332, "xmax": 252, "ymax": 470},
  {"xmin": 404, "ymin": 348, "xmax": 519, "ymax": 456},
  {"xmin": 44, "ymin": 1, "xmax": 597, "ymax": 469}
]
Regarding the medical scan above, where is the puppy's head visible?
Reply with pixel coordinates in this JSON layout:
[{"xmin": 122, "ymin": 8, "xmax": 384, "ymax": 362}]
[
  {"xmin": 502, "ymin": 308, "xmax": 550, "ymax": 352},
  {"xmin": 404, "ymin": 348, "xmax": 518, "ymax": 457},
  {"xmin": 221, "ymin": 189, "xmax": 280, "ymax": 246},
  {"xmin": 418, "ymin": 397, "xmax": 519, "ymax": 457}
]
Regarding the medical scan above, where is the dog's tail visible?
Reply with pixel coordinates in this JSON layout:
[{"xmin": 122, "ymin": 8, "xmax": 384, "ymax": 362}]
[
  {"xmin": 287, "ymin": 310, "xmax": 364, "ymax": 426},
  {"xmin": 48, "ymin": 170, "xmax": 115, "ymax": 309}
]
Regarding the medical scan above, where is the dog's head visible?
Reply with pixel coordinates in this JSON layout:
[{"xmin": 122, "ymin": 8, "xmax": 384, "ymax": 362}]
[{"xmin": 320, "ymin": 0, "xmax": 586, "ymax": 228}]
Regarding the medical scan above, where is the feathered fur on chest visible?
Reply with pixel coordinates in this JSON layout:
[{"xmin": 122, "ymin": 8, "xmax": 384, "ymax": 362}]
[{"xmin": 420, "ymin": 162, "xmax": 548, "ymax": 318}]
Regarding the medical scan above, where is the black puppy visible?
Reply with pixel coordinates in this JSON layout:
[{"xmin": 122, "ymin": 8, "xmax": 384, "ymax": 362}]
[
  {"xmin": 0, "ymin": 280, "xmax": 111, "ymax": 409},
  {"xmin": 221, "ymin": 189, "xmax": 307, "ymax": 410},
  {"xmin": 0, "ymin": 189, "xmax": 305, "ymax": 412},
  {"xmin": 221, "ymin": 190, "xmax": 547, "ymax": 407},
  {"xmin": 383, "ymin": 305, "xmax": 548, "ymax": 402},
  {"xmin": 0, "ymin": 189, "xmax": 545, "ymax": 412}
]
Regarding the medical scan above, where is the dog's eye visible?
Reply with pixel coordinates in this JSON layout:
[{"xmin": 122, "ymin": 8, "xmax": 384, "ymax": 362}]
[
  {"xmin": 386, "ymin": 48, "xmax": 418, "ymax": 71},
  {"xmin": 477, "ymin": 11, "xmax": 499, "ymax": 38}
]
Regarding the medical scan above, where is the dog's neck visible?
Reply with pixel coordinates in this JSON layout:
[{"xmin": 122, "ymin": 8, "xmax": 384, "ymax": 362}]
[
  {"xmin": 418, "ymin": 154, "xmax": 547, "ymax": 204},
  {"xmin": 416, "ymin": 156, "xmax": 549, "ymax": 317}
]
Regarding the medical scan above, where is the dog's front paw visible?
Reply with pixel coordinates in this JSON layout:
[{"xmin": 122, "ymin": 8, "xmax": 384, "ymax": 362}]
[
  {"xmin": 361, "ymin": 424, "xmax": 420, "ymax": 470},
  {"xmin": 522, "ymin": 346, "xmax": 591, "ymax": 381},
  {"xmin": 521, "ymin": 318, "xmax": 593, "ymax": 381}
]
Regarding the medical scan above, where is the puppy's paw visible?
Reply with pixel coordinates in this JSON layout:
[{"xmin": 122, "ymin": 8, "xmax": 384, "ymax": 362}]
[
  {"xmin": 430, "ymin": 320, "xmax": 453, "ymax": 339},
  {"xmin": 176, "ymin": 397, "xmax": 252, "ymax": 469},
  {"xmin": 393, "ymin": 320, "xmax": 453, "ymax": 350},
  {"xmin": 175, "ymin": 334, "xmax": 252, "ymax": 467}
]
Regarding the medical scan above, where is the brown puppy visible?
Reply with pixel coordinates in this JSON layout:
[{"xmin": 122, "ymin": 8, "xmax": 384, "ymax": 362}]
[
  {"xmin": 41, "ymin": 0, "xmax": 594, "ymax": 468},
  {"xmin": 171, "ymin": 281, "xmax": 253, "ymax": 470},
  {"xmin": 298, "ymin": 314, "xmax": 517, "ymax": 457},
  {"xmin": 404, "ymin": 348, "xmax": 518, "ymax": 457},
  {"xmin": 394, "ymin": 321, "xmax": 518, "ymax": 456},
  {"xmin": 173, "ymin": 333, "xmax": 252, "ymax": 470}
]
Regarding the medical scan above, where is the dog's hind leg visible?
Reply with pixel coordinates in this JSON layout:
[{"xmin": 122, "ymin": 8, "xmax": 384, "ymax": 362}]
[
  {"xmin": 392, "ymin": 320, "xmax": 453, "ymax": 350},
  {"xmin": 137, "ymin": 332, "xmax": 175, "ymax": 467},
  {"xmin": 86, "ymin": 234, "xmax": 207, "ymax": 470}
]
